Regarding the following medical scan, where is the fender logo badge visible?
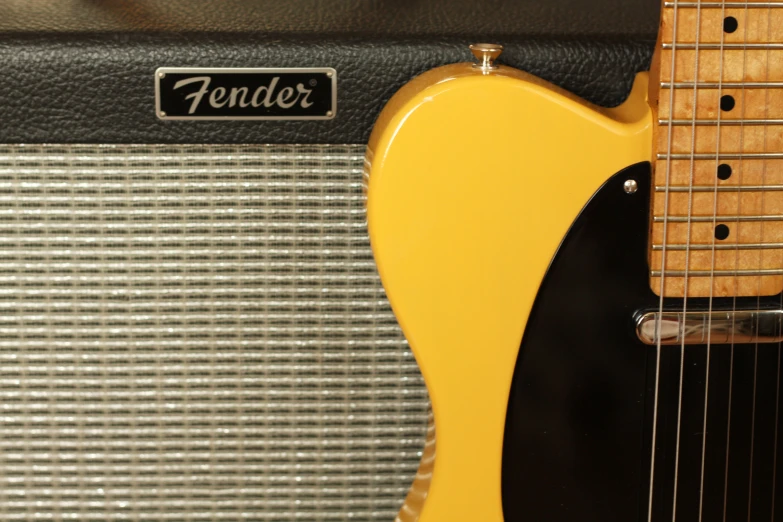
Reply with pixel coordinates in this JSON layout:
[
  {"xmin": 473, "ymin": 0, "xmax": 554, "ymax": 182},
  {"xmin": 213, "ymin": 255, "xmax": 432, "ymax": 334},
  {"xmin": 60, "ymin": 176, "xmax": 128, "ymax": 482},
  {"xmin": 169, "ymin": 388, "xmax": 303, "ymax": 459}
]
[{"xmin": 155, "ymin": 68, "xmax": 336, "ymax": 121}]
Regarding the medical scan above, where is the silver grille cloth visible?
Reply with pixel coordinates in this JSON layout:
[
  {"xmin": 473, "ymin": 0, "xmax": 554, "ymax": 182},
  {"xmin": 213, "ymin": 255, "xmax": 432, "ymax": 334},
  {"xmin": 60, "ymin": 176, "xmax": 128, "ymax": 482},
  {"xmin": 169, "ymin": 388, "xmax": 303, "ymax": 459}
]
[{"xmin": 0, "ymin": 144, "xmax": 428, "ymax": 521}]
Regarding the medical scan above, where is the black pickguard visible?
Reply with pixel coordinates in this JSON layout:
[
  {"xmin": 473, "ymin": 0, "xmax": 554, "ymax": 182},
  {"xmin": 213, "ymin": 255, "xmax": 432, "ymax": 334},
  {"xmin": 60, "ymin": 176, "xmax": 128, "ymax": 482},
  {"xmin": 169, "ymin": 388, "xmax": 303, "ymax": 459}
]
[{"xmin": 501, "ymin": 163, "xmax": 783, "ymax": 521}]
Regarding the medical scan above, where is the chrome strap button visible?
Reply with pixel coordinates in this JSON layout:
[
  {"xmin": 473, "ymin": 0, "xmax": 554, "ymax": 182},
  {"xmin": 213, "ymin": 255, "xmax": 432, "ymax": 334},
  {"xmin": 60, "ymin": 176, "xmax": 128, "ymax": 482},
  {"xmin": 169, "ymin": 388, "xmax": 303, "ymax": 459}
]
[{"xmin": 469, "ymin": 43, "xmax": 503, "ymax": 72}]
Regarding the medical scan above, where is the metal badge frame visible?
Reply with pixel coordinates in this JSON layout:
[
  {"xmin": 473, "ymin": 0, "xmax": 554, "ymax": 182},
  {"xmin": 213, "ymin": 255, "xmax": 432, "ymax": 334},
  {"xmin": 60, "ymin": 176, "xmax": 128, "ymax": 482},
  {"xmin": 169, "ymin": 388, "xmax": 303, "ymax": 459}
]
[{"xmin": 154, "ymin": 67, "xmax": 337, "ymax": 121}]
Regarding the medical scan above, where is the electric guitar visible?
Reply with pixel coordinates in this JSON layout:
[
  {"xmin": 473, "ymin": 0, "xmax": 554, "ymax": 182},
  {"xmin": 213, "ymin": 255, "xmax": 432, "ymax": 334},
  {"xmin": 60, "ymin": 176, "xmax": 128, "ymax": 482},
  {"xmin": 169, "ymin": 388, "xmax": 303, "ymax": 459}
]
[{"xmin": 366, "ymin": 1, "xmax": 783, "ymax": 521}]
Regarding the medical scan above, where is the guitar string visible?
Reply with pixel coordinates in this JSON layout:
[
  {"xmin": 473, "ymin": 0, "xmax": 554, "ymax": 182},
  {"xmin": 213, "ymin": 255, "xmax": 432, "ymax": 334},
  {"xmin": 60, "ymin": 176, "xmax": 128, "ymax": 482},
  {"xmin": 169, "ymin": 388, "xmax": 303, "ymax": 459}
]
[
  {"xmin": 672, "ymin": 0, "xmax": 703, "ymax": 517},
  {"xmin": 724, "ymin": 1, "xmax": 752, "ymax": 519},
  {"xmin": 774, "ymin": 162, "xmax": 781, "ymax": 522},
  {"xmin": 765, "ymin": 4, "xmax": 779, "ymax": 520},
  {"xmin": 749, "ymin": 3, "xmax": 776, "ymax": 519},
  {"xmin": 774, "ymin": 345, "xmax": 781, "ymax": 521},
  {"xmin": 772, "ymin": 2, "xmax": 782, "ymax": 518},
  {"xmin": 747, "ymin": 0, "xmax": 775, "ymax": 516},
  {"xmin": 699, "ymin": 0, "xmax": 727, "ymax": 518},
  {"xmin": 723, "ymin": 331, "xmax": 736, "ymax": 522},
  {"xmin": 650, "ymin": 0, "xmax": 681, "ymax": 519},
  {"xmin": 744, "ymin": 0, "xmax": 761, "ymax": 515}
]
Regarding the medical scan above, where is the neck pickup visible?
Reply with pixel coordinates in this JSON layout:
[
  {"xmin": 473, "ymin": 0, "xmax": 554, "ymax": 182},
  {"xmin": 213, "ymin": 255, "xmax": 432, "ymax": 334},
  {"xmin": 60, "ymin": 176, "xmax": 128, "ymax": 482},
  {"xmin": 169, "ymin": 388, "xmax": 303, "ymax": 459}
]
[{"xmin": 636, "ymin": 309, "xmax": 783, "ymax": 345}]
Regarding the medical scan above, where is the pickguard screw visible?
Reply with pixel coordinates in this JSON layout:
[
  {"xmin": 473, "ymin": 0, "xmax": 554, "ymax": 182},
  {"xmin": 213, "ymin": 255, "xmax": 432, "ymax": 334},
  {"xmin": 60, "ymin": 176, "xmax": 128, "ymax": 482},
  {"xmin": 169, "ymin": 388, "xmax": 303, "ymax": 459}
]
[
  {"xmin": 158, "ymin": 72, "xmax": 166, "ymax": 79},
  {"xmin": 624, "ymin": 179, "xmax": 638, "ymax": 194},
  {"xmin": 326, "ymin": 110, "xmax": 333, "ymax": 117},
  {"xmin": 159, "ymin": 111, "xmax": 167, "ymax": 118}
]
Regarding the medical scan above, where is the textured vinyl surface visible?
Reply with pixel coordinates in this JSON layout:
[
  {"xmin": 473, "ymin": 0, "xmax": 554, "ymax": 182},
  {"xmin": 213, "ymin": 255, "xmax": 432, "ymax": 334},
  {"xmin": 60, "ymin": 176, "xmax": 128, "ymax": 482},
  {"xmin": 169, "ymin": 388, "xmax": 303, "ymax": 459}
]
[
  {"xmin": 0, "ymin": 0, "xmax": 658, "ymax": 144},
  {"xmin": 0, "ymin": 144, "xmax": 428, "ymax": 521}
]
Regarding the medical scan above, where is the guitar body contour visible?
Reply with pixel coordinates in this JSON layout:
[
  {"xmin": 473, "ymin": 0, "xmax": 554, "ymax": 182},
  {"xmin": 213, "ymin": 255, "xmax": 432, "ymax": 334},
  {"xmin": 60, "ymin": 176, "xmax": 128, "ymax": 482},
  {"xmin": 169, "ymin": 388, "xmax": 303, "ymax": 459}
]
[{"xmin": 366, "ymin": 63, "xmax": 653, "ymax": 521}]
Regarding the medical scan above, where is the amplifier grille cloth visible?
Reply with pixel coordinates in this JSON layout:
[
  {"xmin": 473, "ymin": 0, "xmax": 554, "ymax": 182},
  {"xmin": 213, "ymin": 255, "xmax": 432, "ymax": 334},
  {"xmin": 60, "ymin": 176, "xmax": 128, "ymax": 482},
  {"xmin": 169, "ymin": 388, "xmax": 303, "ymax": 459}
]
[{"xmin": 0, "ymin": 144, "xmax": 428, "ymax": 521}]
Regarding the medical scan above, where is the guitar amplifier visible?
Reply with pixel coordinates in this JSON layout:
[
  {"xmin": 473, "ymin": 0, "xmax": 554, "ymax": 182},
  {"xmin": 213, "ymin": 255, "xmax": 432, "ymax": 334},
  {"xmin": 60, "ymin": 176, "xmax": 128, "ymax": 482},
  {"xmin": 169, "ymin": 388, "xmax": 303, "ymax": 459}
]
[{"xmin": 0, "ymin": 1, "xmax": 657, "ymax": 520}]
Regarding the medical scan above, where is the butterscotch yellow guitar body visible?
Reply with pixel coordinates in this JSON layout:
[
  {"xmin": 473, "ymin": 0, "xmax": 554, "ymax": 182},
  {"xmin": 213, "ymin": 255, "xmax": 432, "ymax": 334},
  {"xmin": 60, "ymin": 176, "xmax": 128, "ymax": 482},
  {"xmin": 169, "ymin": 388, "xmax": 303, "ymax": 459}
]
[{"xmin": 366, "ymin": 58, "xmax": 652, "ymax": 521}]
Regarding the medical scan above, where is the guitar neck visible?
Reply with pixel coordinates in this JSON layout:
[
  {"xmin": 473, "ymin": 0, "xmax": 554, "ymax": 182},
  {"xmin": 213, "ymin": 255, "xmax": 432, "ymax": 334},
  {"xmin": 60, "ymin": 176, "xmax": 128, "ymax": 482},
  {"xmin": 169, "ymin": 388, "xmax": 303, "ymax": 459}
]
[{"xmin": 649, "ymin": 0, "xmax": 783, "ymax": 298}]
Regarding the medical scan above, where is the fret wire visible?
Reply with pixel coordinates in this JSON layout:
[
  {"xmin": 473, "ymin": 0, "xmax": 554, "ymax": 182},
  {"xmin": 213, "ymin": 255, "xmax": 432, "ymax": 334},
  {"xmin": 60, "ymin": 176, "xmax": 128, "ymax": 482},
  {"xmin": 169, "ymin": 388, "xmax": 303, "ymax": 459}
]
[
  {"xmin": 655, "ymin": 185, "xmax": 783, "ymax": 192},
  {"xmin": 652, "ymin": 269, "xmax": 783, "ymax": 276},
  {"xmin": 662, "ymin": 82, "xmax": 783, "ymax": 88},
  {"xmin": 654, "ymin": 215, "xmax": 783, "ymax": 222},
  {"xmin": 664, "ymin": 2, "xmax": 783, "ymax": 7},
  {"xmin": 653, "ymin": 243, "xmax": 783, "ymax": 251},
  {"xmin": 657, "ymin": 153, "xmax": 783, "ymax": 159},
  {"xmin": 659, "ymin": 119, "xmax": 783, "ymax": 125},
  {"xmin": 662, "ymin": 43, "xmax": 783, "ymax": 50}
]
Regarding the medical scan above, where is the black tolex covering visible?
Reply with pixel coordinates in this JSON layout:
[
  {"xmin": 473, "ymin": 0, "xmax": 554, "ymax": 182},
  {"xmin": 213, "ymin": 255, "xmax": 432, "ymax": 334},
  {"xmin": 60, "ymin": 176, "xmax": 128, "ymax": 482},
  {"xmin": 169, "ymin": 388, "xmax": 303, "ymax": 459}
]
[{"xmin": 0, "ymin": 0, "xmax": 659, "ymax": 144}]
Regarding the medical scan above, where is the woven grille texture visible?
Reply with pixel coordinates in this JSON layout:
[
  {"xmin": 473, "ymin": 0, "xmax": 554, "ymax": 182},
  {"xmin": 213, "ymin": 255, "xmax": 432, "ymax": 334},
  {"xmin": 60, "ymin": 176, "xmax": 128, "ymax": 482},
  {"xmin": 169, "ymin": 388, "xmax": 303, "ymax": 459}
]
[{"xmin": 0, "ymin": 144, "xmax": 428, "ymax": 521}]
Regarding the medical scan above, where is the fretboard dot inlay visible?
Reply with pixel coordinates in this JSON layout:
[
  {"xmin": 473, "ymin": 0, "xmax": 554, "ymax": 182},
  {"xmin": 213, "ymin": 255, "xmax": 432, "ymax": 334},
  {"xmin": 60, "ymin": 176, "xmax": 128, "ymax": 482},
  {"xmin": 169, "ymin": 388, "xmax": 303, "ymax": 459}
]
[
  {"xmin": 717, "ymin": 163, "xmax": 732, "ymax": 180},
  {"xmin": 723, "ymin": 15, "xmax": 738, "ymax": 34},
  {"xmin": 720, "ymin": 94, "xmax": 736, "ymax": 111},
  {"xmin": 715, "ymin": 224, "xmax": 730, "ymax": 240}
]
